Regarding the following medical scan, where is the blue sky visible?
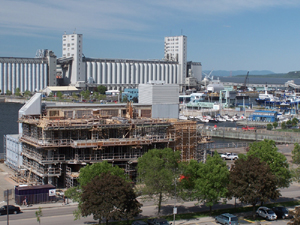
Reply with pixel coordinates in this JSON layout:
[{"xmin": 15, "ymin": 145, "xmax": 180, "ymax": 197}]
[{"xmin": 1, "ymin": 0, "xmax": 300, "ymax": 73}]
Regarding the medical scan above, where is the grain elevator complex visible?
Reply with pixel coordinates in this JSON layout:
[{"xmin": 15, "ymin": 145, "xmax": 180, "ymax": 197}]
[
  {"xmin": 3, "ymin": 33, "xmax": 204, "ymax": 188},
  {"xmin": 0, "ymin": 33, "xmax": 202, "ymax": 94}
]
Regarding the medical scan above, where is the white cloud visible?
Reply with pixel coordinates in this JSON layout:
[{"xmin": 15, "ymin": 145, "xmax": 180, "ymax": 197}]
[{"xmin": 0, "ymin": 0, "xmax": 299, "ymax": 39}]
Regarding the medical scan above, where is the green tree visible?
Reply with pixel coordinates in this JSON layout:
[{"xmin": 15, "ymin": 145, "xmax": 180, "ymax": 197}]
[
  {"xmin": 137, "ymin": 148, "xmax": 181, "ymax": 215},
  {"xmin": 65, "ymin": 161, "xmax": 129, "ymax": 221},
  {"xmin": 72, "ymin": 92, "xmax": 78, "ymax": 100},
  {"xmin": 15, "ymin": 88, "xmax": 21, "ymax": 96},
  {"xmin": 6, "ymin": 90, "xmax": 12, "ymax": 95},
  {"xmin": 179, "ymin": 159, "xmax": 202, "ymax": 198},
  {"xmin": 24, "ymin": 90, "xmax": 31, "ymax": 98},
  {"xmin": 287, "ymin": 120, "xmax": 292, "ymax": 128},
  {"xmin": 292, "ymin": 143, "xmax": 300, "ymax": 164},
  {"xmin": 57, "ymin": 91, "xmax": 63, "ymax": 99},
  {"xmin": 122, "ymin": 95, "xmax": 128, "ymax": 103},
  {"xmin": 292, "ymin": 118, "xmax": 299, "ymax": 127},
  {"xmin": 194, "ymin": 154, "xmax": 229, "ymax": 213},
  {"xmin": 97, "ymin": 85, "xmax": 107, "ymax": 95},
  {"xmin": 92, "ymin": 92, "xmax": 99, "ymax": 101},
  {"xmin": 78, "ymin": 161, "xmax": 126, "ymax": 187},
  {"xmin": 267, "ymin": 123, "xmax": 273, "ymax": 130},
  {"xmin": 97, "ymin": 94, "xmax": 106, "ymax": 101},
  {"xmin": 246, "ymin": 139, "xmax": 291, "ymax": 188},
  {"xmin": 291, "ymin": 143, "xmax": 300, "ymax": 183},
  {"xmin": 35, "ymin": 207, "xmax": 43, "ymax": 224},
  {"xmin": 229, "ymin": 156, "xmax": 280, "ymax": 218},
  {"xmin": 80, "ymin": 173, "xmax": 142, "ymax": 225},
  {"xmin": 273, "ymin": 121, "xmax": 278, "ymax": 129},
  {"xmin": 281, "ymin": 121, "xmax": 287, "ymax": 129},
  {"xmin": 48, "ymin": 92, "xmax": 54, "ymax": 98},
  {"xmin": 80, "ymin": 90, "xmax": 90, "ymax": 100}
]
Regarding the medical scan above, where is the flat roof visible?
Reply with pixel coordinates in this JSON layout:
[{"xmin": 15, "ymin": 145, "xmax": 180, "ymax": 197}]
[{"xmin": 45, "ymin": 86, "xmax": 79, "ymax": 91}]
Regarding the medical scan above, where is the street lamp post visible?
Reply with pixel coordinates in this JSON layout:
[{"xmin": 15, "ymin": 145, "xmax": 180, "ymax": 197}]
[{"xmin": 173, "ymin": 177, "xmax": 177, "ymax": 225}]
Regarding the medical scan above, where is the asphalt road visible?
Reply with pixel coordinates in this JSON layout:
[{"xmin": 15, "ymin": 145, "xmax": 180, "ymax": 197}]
[{"xmin": 0, "ymin": 182, "xmax": 299, "ymax": 225}]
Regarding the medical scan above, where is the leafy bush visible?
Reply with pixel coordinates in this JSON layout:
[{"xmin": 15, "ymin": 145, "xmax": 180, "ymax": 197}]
[{"xmin": 267, "ymin": 124, "xmax": 273, "ymax": 130}]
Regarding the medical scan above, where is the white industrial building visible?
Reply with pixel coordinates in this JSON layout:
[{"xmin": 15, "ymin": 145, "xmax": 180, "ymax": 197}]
[
  {"xmin": 139, "ymin": 82, "xmax": 179, "ymax": 119},
  {"xmin": 0, "ymin": 50, "xmax": 57, "ymax": 94},
  {"xmin": 0, "ymin": 33, "xmax": 202, "ymax": 94},
  {"xmin": 4, "ymin": 134, "xmax": 22, "ymax": 171},
  {"xmin": 62, "ymin": 34, "xmax": 201, "ymax": 92}
]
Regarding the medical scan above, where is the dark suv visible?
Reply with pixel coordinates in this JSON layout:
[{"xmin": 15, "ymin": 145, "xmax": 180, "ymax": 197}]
[{"xmin": 272, "ymin": 206, "xmax": 291, "ymax": 219}]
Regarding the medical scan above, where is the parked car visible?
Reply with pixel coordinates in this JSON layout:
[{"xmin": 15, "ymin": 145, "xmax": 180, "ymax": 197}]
[
  {"xmin": 256, "ymin": 206, "xmax": 277, "ymax": 220},
  {"xmin": 215, "ymin": 213, "xmax": 239, "ymax": 225},
  {"xmin": 147, "ymin": 218, "xmax": 171, "ymax": 225},
  {"xmin": 272, "ymin": 206, "xmax": 292, "ymax": 219},
  {"xmin": 220, "ymin": 152, "xmax": 239, "ymax": 160},
  {"xmin": 0, "ymin": 205, "xmax": 21, "ymax": 215},
  {"xmin": 132, "ymin": 221, "xmax": 148, "ymax": 225}
]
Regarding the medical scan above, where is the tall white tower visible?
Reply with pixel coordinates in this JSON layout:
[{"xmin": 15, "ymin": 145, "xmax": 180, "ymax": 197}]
[
  {"xmin": 164, "ymin": 35, "xmax": 187, "ymax": 85},
  {"xmin": 62, "ymin": 33, "xmax": 85, "ymax": 84}
]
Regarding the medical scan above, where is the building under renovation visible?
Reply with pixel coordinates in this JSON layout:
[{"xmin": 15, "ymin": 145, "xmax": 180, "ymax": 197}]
[{"xmin": 6, "ymin": 92, "xmax": 203, "ymax": 188}]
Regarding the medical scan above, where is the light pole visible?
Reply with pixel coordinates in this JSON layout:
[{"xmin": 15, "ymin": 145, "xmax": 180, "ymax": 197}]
[{"xmin": 173, "ymin": 177, "xmax": 177, "ymax": 225}]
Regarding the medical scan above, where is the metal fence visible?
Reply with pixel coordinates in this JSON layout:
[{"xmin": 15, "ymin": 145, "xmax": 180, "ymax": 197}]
[
  {"xmin": 199, "ymin": 126, "xmax": 300, "ymax": 144},
  {"xmin": 15, "ymin": 193, "xmax": 57, "ymax": 205}
]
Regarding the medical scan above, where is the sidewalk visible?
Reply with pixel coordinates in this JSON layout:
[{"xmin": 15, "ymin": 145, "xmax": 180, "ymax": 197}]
[{"xmin": 17, "ymin": 201, "xmax": 275, "ymax": 224}]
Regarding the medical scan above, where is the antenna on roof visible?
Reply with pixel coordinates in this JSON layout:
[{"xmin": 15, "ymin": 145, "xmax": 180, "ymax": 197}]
[
  {"xmin": 73, "ymin": 28, "xmax": 76, "ymax": 34},
  {"xmin": 181, "ymin": 29, "xmax": 183, "ymax": 35},
  {"xmin": 64, "ymin": 31, "xmax": 66, "ymax": 35}
]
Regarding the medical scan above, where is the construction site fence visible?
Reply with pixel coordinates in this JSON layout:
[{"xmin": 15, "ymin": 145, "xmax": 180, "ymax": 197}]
[
  {"xmin": 200, "ymin": 142, "xmax": 250, "ymax": 149},
  {"xmin": 200, "ymin": 126, "xmax": 300, "ymax": 144},
  {"xmin": 15, "ymin": 194, "xmax": 57, "ymax": 205}
]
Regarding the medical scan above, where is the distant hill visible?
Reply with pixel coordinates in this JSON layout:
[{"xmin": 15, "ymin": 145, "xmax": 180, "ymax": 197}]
[
  {"xmin": 203, "ymin": 70, "xmax": 300, "ymax": 78},
  {"xmin": 202, "ymin": 70, "xmax": 275, "ymax": 77}
]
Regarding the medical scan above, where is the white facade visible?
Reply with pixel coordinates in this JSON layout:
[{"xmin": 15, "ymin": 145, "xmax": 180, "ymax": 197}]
[
  {"xmin": 84, "ymin": 59, "xmax": 180, "ymax": 90},
  {"xmin": 0, "ymin": 58, "xmax": 49, "ymax": 94},
  {"xmin": 4, "ymin": 134, "xmax": 22, "ymax": 171},
  {"xmin": 139, "ymin": 82, "xmax": 179, "ymax": 119},
  {"xmin": 62, "ymin": 33, "xmax": 85, "ymax": 84},
  {"xmin": 164, "ymin": 36, "xmax": 187, "ymax": 85}
]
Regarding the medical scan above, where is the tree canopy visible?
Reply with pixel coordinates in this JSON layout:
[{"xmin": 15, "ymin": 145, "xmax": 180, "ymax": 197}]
[
  {"xmin": 137, "ymin": 148, "xmax": 181, "ymax": 215},
  {"xmin": 97, "ymin": 85, "xmax": 107, "ymax": 94},
  {"xmin": 80, "ymin": 173, "xmax": 142, "ymax": 225},
  {"xmin": 78, "ymin": 161, "xmax": 126, "ymax": 187},
  {"xmin": 193, "ymin": 153, "xmax": 229, "ymax": 213},
  {"xmin": 291, "ymin": 143, "xmax": 300, "ymax": 183},
  {"xmin": 246, "ymin": 139, "xmax": 291, "ymax": 188},
  {"xmin": 229, "ymin": 156, "xmax": 280, "ymax": 217}
]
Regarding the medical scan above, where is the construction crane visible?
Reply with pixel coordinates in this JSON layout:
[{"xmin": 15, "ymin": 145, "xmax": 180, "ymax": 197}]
[{"xmin": 239, "ymin": 71, "xmax": 249, "ymax": 91}]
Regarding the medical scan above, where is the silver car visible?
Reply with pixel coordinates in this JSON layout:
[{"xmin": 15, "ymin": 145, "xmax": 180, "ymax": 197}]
[{"xmin": 256, "ymin": 206, "xmax": 277, "ymax": 220}]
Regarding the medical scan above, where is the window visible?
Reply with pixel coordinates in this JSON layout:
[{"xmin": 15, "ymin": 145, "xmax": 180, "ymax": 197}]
[
  {"xmin": 67, "ymin": 53, "xmax": 70, "ymax": 56},
  {"xmin": 63, "ymin": 48, "xmax": 66, "ymax": 50},
  {"xmin": 67, "ymin": 43, "xmax": 70, "ymax": 47},
  {"xmin": 63, "ymin": 44, "xmax": 66, "ymax": 46}
]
